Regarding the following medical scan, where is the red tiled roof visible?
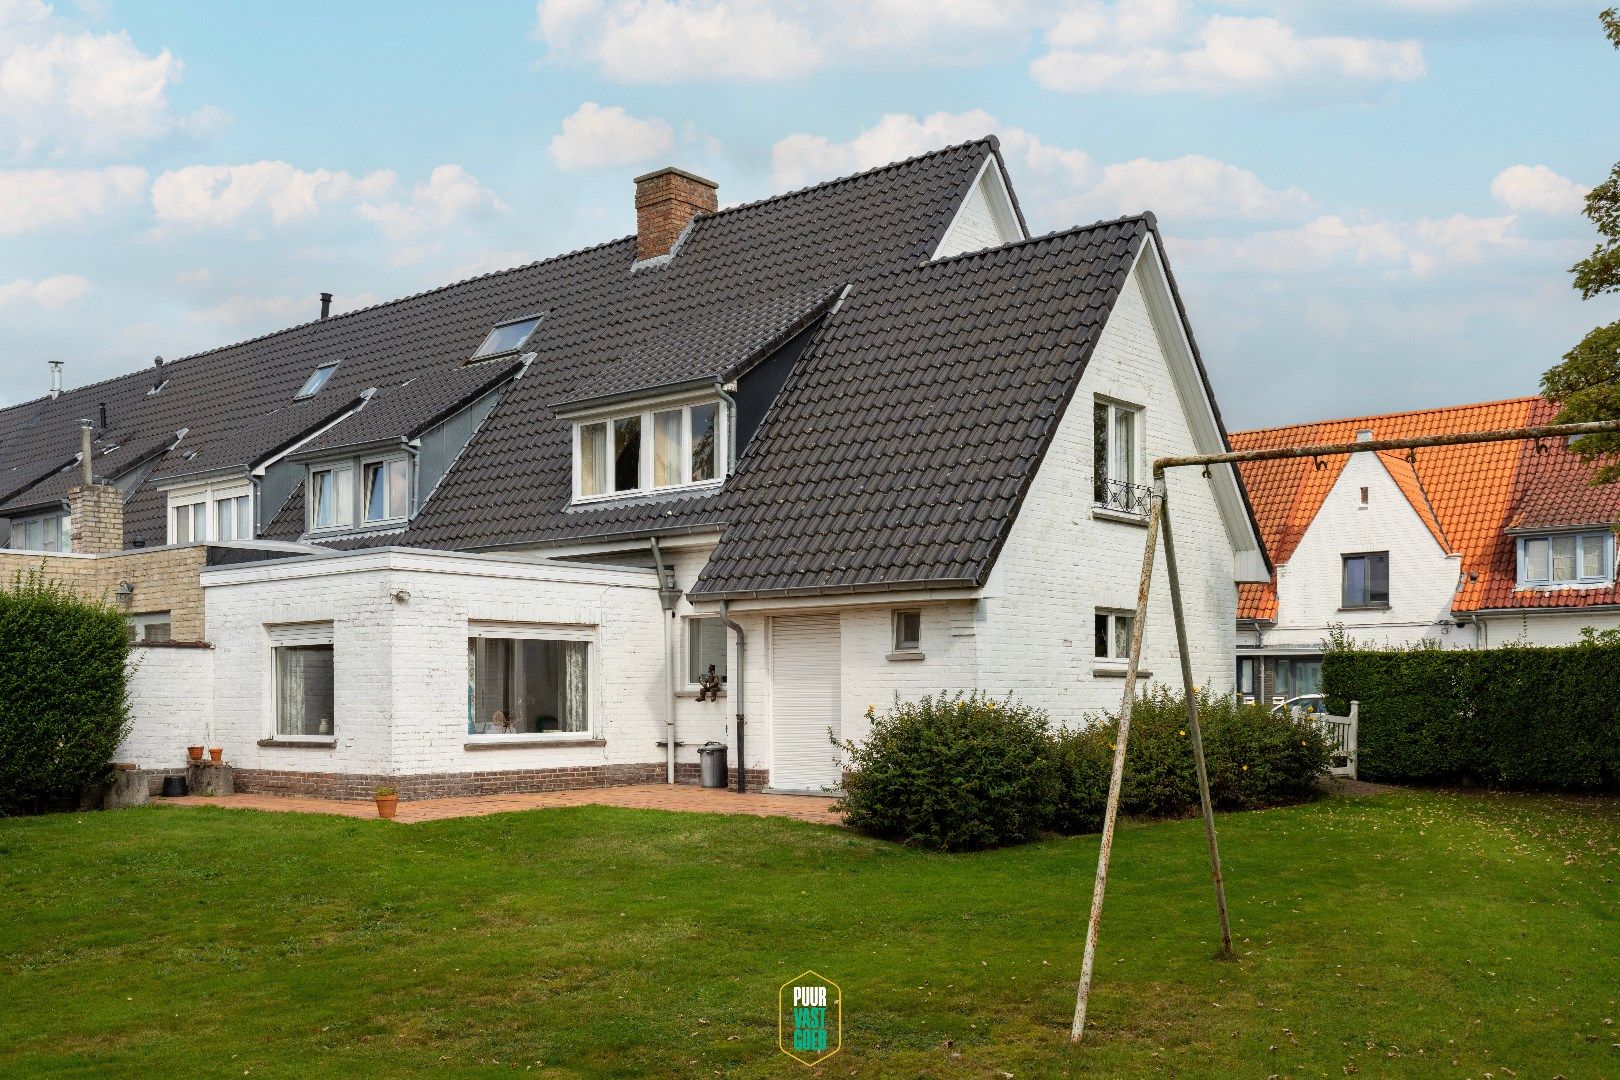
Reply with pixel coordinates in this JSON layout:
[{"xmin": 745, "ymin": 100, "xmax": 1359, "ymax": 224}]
[{"xmin": 1231, "ymin": 396, "xmax": 1620, "ymax": 619}]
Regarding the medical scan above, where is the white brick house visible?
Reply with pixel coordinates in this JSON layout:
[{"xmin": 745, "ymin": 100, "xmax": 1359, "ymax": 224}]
[{"xmin": 2, "ymin": 139, "xmax": 1267, "ymax": 798}]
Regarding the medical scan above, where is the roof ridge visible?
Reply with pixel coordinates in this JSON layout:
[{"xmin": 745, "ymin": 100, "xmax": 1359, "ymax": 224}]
[
  {"xmin": 703, "ymin": 137, "xmax": 996, "ymax": 222},
  {"xmin": 1234, "ymin": 394, "xmax": 1543, "ymax": 437}
]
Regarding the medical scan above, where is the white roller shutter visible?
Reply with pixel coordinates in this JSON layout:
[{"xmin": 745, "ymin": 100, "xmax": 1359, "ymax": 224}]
[{"xmin": 769, "ymin": 614, "xmax": 843, "ymax": 793}]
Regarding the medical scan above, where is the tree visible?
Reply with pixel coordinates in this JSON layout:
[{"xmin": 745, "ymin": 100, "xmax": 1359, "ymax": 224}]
[{"xmin": 1540, "ymin": 8, "xmax": 1620, "ymax": 481}]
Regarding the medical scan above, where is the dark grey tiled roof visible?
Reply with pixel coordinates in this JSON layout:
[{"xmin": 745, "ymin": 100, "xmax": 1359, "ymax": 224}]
[
  {"xmin": 1, "ymin": 429, "xmax": 180, "ymax": 513},
  {"xmin": 691, "ymin": 216, "xmax": 1153, "ymax": 598},
  {"xmin": 294, "ymin": 357, "xmax": 523, "ymax": 458}
]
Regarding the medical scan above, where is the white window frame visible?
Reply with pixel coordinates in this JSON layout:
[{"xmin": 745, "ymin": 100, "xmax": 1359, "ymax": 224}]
[
  {"xmin": 685, "ymin": 616, "xmax": 729, "ymax": 688},
  {"xmin": 470, "ymin": 313, "xmax": 544, "ymax": 361},
  {"xmin": 1093, "ymin": 397, "xmax": 1144, "ymax": 515},
  {"xmin": 892, "ymin": 609, "xmax": 922, "ymax": 653},
  {"xmin": 307, "ymin": 463, "xmax": 356, "ymax": 533},
  {"xmin": 466, "ymin": 621, "xmax": 598, "ymax": 742},
  {"xmin": 1094, "ymin": 608, "xmax": 1135, "ymax": 662},
  {"xmin": 215, "ymin": 493, "xmax": 253, "ymax": 542},
  {"xmin": 165, "ymin": 479, "xmax": 252, "ymax": 545},
  {"xmin": 360, "ymin": 454, "xmax": 411, "ymax": 524},
  {"xmin": 8, "ymin": 511, "xmax": 72, "ymax": 552},
  {"xmin": 1517, "ymin": 530, "xmax": 1615, "ymax": 588},
  {"xmin": 267, "ymin": 622, "xmax": 336, "ymax": 741},
  {"xmin": 570, "ymin": 396, "xmax": 727, "ymax": 504},
  {"xmin": 126, "ymin": 611, "xmax": 173, "ymax": 643}
]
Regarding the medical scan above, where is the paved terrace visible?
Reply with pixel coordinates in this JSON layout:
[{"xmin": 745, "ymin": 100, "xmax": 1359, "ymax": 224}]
[{"xmin": 161, "ymin": 783, "xmax": 842, "ymax": 825}]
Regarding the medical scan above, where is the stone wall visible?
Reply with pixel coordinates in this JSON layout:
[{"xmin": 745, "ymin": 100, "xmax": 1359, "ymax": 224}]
[{"xmin": 0, "ymin": 545, "xmax": 209, "ymax": 639}]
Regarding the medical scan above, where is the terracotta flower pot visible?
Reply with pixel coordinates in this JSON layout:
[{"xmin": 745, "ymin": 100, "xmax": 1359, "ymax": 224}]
[
  {"xmin": 187, "ymin": 745, "xmax": 204, "ymax": 762},
  {"xmin": 375, "ymin": 794, "xmax": 398, "ymax": 819},
  {"xmin": 208, "ymin": 748, "xmax": 223, "ymax": 764}
]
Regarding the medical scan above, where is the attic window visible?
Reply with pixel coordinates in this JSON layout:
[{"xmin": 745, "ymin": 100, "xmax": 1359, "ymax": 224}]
[
  {"xmin": 295, "ymin": 362, "xmax": 339, "ymax": 399},
  {"xmin": 471, "ymin": 314, "xmax": 542, "ymax": 361}
]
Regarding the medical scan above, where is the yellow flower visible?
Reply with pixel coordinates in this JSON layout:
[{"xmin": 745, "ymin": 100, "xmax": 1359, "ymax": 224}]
[
  {"xmin": 1242, "ymin": 764, "xmax": 1249, "ymax": 771},
  {"xmin": 1178, "ymin": 730, "xmax": 1186, "ymax": 737}
]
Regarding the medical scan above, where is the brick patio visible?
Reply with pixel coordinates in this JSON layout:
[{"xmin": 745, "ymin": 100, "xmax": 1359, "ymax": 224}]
[{"xmin": 160, "ymin": 783, "xmax": 843, "ymax": 825}]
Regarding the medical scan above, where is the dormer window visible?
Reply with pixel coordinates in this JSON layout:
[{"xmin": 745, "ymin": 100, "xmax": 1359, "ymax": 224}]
[
  {"xmin": 572, "ymin": 398, "xmax": 724, "ymax": 503},
  {"xmin": 471, "ymin": 314, "xmax": 543, "ymax": 361},
  {"xmin": 295, "ymin": 362, "xmax": 339, "ymax": 399},
  {"xmin": 1518, "ymin": 531, "xmax": 1614, "ymax": 588},
  {"xmin": 306, "ymin": 452, "xmax": 411, "ymax": 534},
  {"xmin": 309, "ymin": 464, "xmax": 354, "ymax": 530},
  {"xmin": 362, "ymin": 457, "xmax": 409, "ymax": 522},
  {"xmin": 8, "ymin": 512, "xmax": 71, "ymax": 552}
]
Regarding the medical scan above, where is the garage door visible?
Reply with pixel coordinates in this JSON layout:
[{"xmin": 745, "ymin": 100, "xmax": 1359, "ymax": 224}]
[{"xmin": 770, "ymin": 614, "xmax": 843, "ymax": 793}]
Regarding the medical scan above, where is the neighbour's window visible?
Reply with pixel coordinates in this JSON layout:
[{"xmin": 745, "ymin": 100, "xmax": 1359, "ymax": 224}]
[
  {"xmin": 309, "ymin": 465, "xmax": 354, "ymax": 530},
  {"xmin": 1518, "ymin": 531, "xmax": 1613, "ymax": 587},
  {"xmin": 1094, "ymin": 609, "xmax": 1134, "ymax": 660},
  {"xmin": 892, "ymin": 609, "xmax": 921, "ymax": 652},
  {"xmin": 574, "ymin": 399, "xmax": 724, "ymax": 501},
  {"xmin": 1093, "ymin": 399, "xmax": 1143, "ymax": 513},
  {"xmin": 467, "ymin": 632, "xmax": 590, "ymax": 736},
  {"xmin": 171, "ymin": 501, "xmax": 207, "ymax": 544},
  {"xmin": 1273, "ymin": 657, "xmax": 1322, "ymax": 700},
  {"xmin": 470, "ymin": 314, "xmax": 543, "ymax": 360},
  {"xmin": 126, "ymin": 612, "xmax": 172, "ymax": 643},
  {"xmin": 1342, "ymin": 551, "xmax": 1390, "ymax": 608},
  {"xmin": 215, "ymin": 494, "xmax": 252, "ymax": 542},
  {"xmin": 1236, "ymin": 657, "xmax": 1258, "ymax": 703},
  {"xmin": 272, "ymin": 625, "xmax": 335, "ymax": 737},
  {"xmin": 8, "ymin": 512, "xmax": 71, "ymax": 551},
  {"xmin": 687, "ymin": 617, "xmax": 728, "ymax": 686},
  {"xmin": 362, "ymin": 457, "xmax": 410, "ymax": 522}
]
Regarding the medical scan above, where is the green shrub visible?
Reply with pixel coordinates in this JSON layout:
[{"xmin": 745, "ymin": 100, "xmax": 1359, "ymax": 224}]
[
  {"xmin": 0, "ymin": 572, "xmax": 130, "ymax": 815},
  {"xmin": 836, "ymin": 692, "xmax": 1058, "ymax": 851},
  {"xmin": 1051, "ymin": 690, "xmax": 1330, "ymax": 831},
  {"xmin": 1324, "ymin": 639, "xmax": 1620, "ymax": 790}
]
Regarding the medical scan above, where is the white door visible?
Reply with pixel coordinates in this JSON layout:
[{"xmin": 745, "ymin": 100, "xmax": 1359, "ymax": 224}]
[{"xmin": 770, "ymin": 614, "xmax": 843, "ymax": 793}]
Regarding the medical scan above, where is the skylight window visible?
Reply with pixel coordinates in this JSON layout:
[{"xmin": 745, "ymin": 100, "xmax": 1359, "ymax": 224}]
[
  {"xmin": 295, "ymin": 362, "xmax": 339, "ymax": 399},
  {"xmin": 471, "ymin": 315, "xmax": 542, "ymax": 360}
]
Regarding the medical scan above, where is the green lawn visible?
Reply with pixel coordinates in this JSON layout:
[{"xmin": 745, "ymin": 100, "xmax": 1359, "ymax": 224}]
[{"xmin": 1, "ymin": 789, "xmax": 1616, "ymax": 1079}]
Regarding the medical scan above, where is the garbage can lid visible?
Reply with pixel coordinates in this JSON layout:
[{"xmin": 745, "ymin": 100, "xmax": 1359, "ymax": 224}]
[{"xmin": 698, "ymin": 740, "xmax": 726, "ymax": 751}]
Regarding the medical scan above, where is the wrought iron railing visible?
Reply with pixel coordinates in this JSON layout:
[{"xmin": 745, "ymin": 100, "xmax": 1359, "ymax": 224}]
[{"xmin": 1093, "ymin": 479, "xmax": 1152, "ymax": 516}]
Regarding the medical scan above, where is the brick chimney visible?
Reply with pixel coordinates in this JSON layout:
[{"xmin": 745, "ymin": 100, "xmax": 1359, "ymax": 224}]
[
  {"xmin": 67, "ymin": 422, "xmax": 123, "ymax": 553},
  {"xmin": 634, "ymin": 167, "xmax": 717, "ymax": 261}
]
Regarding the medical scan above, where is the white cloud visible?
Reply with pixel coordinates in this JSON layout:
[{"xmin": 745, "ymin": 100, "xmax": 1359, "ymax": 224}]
[
  {"xmin": 191, "ymin": 290, "xmax": 382, "ymax": 327},
  {"xmin": 1177, "ymin": 211, "xmax": 1521, "ymax": 276},
  {"xmin": 1490, "ymin": 164, "xmax": 1588, "ymax": 216},
  {"xmin": 549, "ymin": 102, "xmax": 675, "ymax": 170},
  {"xmin": 150, "ymin": 161, "xmax": 503, "ymax": 239},
  {"xmin": 0, "ymin": 165, "xmax": 145, "ymax": 233},
  {"xmin": 0, "ymin": 0, "xmax": 225, "ymax": 158},
  {"xmin": 0, "ymin": 273, "xmax": 90, "ymax": 307},
  {"xmin": 533, "ymin": 0, "xmax": 1042, "ymax": 82},
  {"xmin": 771, "ymin": 111, "xmax": 1308, "ymax": 227},
  {"xmin": 1032, "ymin": 4, "xmax": 1425, "ymax": 95}
]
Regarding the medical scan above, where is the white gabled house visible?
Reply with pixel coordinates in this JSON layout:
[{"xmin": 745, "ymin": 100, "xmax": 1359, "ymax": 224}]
[{"xmin": 0, "ymin": 138, "xmax": 1267, "ymax": 798}]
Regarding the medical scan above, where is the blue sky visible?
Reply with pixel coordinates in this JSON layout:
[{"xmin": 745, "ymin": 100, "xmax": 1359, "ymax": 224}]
[{"xmin": 2, "ymin": 0, "xmax": 1617, "ymax": 430}]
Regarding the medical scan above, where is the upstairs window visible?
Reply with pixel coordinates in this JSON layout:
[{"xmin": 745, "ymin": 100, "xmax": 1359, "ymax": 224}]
[
  {"xmin": 166, "ymin": 481, "xmax": 252, "ymax": 544},
  {"xmin": 362, "ymin": 457, "xmax": 410, "ymax": 522},
  {"xmin": 1093, "ymin": 399, "xmax": 1144, "ymax": 514},
  {"xmin": 215, "ymin": 494, "xmax": 252, "ymax": 541},
  {"xmin": 1095, "ymin": 609, "xmax": 1134, "ymax": 660},
  {"xmin": 1342, "ymin": 551, "xmax": 1389, "ymax": 608},
  {"xmin": 1518, "ymin": 531, "xmax": 1613, "ymax": 588},
  {"xmin": 171, "ymin": 501, "xmax": 207, "ymax": 544},
  {"xmin": 309, "ymin": 465, "xmax": 354, "ymax": 530},
  {"xmin": 574, "ymin": 399, "xmax": 725, "ymax": 502},
  {"xmin": 295, "ymin": 362, "xmax": 339, "ymax": 399},
  {"xmin": 9, "ymin": 512, "xmax": 71, "ymax": 552},
  {"xmin": 471, "ymin": 314, "xmax": 543, "ymax": 360}
]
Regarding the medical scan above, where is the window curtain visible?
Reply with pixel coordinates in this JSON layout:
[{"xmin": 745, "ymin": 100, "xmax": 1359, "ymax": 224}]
[
  {"xmin": 654, "ymin": 409, "xmax": 683, "ymax": 487},
  {"xmin": 562, "ymin": 642, "xmax": 588, "ymax": 732},
  {"xmin": 580, "ymin": 423, "xmax": 607, "ymax": 496},
  {"xmin": 277, "ymin": 645, "xmax": 333, "ymax": 736}
]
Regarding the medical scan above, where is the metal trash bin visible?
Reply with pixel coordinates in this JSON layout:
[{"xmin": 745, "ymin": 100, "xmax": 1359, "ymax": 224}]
[
  {"xmin": 698, "ymin": 741, "xmax": 728, "ymax": 789},
  {"xmin": 160, "ymin": 775, "xmax": 188, "ymax": 798}
]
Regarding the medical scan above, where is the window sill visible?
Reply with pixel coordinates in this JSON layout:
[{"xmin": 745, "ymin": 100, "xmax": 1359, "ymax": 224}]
[
  {"xmin": 257, "ymin": 737, "xmax": 335, "ymax": 748},
  {"xmin": 1093, "ymin": 664, "xmax": 1153, "ymax": 679},
  {"xmin": 463, "ymin": 737, "xmax": 605, "ymax": 751},
  {"xmin": 886, "ymin": 650, "xmax": 926, "ymax": 662},
  {"xmin": 568, "ymin": 480, "xmax": 724, "ymax": 509},
  {"xmin": 1091, "ymin": 506, "xmax": 1149, "ymax": 528},
  {"xmin": 1337, "ymin": 604, "xmax": 1391, "ymax": 612},
  {"xmin": 674, "ymin": 689, "xmax": 727, "ymax": 699}
]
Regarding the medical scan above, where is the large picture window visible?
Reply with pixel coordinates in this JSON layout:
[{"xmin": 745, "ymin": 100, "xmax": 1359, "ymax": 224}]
[
  {"xmin": 573, "ymin": 399, "xmax": 724, "ymax": 502},
  {"xmin": 1518, "ymin": 531, "xmax": 1613, "ymax": 587},
  {"xmin": 272, "ymin": 624, "xmax": 335, "ymax": 737},
  {"xmin": 1342, "ymin": 551, "xmax": 1390, "ymax": 608},
  {"xmin": 468, "ymin": 630, "xmax": 591, "ymax": 736}
]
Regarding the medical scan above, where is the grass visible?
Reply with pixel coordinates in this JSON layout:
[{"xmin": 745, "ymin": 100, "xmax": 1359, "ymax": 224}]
[{"xmin": 0, "ymin": 789, "xmax": 1616, "ymax": 1078}]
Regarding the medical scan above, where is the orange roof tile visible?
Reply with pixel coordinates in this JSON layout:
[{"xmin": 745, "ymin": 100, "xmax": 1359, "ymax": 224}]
[{"xmin": 1230, "ymin": 396, "xmax": 1620, "ymax": 619}]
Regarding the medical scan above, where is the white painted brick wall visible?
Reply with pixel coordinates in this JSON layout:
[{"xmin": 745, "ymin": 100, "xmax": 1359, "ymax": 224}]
[
  {"xmin": 1267, "ymin": 452, "xmax": 1463, "ymax": 651},
  {"xmin": 1477, "ymin": 609, "xmax": 1620, "ymax": 647},
  {"xmin": 976, "ymin": 256, "xmax": 1240, "ymax": 727},
  {"xmin": 118, "ymin": 646, "xmax": 213, "ymax": 768}
]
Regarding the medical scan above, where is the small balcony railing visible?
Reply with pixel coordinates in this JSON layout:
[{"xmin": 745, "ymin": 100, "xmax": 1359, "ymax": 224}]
[{"xmin": 1093, "ymin": 479, "xmax": 1152, "ymax": 516}]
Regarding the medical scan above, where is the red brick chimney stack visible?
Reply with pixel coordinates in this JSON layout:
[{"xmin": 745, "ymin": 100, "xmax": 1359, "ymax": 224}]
[{"xmin": 634, "ymin": 167, "xmax": 717, "ymax": 262}]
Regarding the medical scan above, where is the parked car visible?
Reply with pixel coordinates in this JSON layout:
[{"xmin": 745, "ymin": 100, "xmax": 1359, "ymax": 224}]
[{"xmin": 1272, "ymin": 694, "xmax": 1325, "ymax": 718}]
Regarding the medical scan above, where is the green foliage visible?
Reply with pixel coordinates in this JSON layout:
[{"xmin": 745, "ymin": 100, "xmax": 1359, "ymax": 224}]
[
  {"xmin": 1323, "ymin": 639, "xmax": 1620, "ymax": 789},
  {"xmin": 1048, "ymin": 725, "xmax": 1112, "ymax": 835},
  {"xmin": 835, "ymin": 692, "xmax": 1058, "ymax": 851},
  {"xmin": 0, "ymin": 572, "xmax": 130, "ymax": 814}
]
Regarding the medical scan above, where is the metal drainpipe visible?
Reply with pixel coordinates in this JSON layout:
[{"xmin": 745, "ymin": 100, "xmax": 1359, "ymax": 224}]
[
  {"xmin": 401, "ymin": 437, "xmax": 421, "ymax": 516},
  {"xmin": 720, "ymin": 599, "xmax": 746, "ymax": 793},
  {"xmin": 650, "ymin": 539, "xmax": 680, "ymax": 784},
  {"xmin": 248, "ymin": 475, "xmax": 262, "ymax": 537},
  {"xmin": 714, "ymin": 380, "xmax": 738, "ymax": 472}
]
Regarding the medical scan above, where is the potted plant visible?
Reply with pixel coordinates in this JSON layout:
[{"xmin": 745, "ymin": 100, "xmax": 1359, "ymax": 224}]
[
  {"xmin": 374, "ymin": 786, "xmax": 399, "ymax": 819},
  {"xmin": 187, "ymin": 745, "xmax": 204, "ymax": 762},
  {"xmin": 208, "ymin": 747, "xmax": 223, "ymax": 764}
]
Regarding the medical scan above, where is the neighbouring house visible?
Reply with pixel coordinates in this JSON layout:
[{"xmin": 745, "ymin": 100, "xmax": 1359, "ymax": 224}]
[
  {"xmin": 1232, "ymin": 396, "xmax": 1620, "ymax": 704},
  {"xmin": 0, "ymin": 138, "xmax": 1267, "ymax": 799}
]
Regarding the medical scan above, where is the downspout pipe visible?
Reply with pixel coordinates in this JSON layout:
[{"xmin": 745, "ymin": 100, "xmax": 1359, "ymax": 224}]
[
  {"xmin": 650, "ymin": 538, "xmax": 680, "ymax": 784},
  {"xmin": 720, "ymin": 599, "xmax": 746, "ymax": 793},
  {"xmin": 713, "ymin": 380, "xmax": 739, "ymax": 472}
]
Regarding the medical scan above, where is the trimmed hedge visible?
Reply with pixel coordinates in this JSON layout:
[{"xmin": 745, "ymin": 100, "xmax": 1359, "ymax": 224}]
[
  {"xmin": 839, "ymin": 690, "xmax": 1329, "ymax": 850},
  {"xmin": 0, "ymin": 573, "xmax": 130, "ymax": 814},
  {"xmin": 1322, "ymin": 640, "xmax": 1620, "ymax": 790}
]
